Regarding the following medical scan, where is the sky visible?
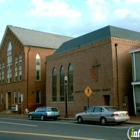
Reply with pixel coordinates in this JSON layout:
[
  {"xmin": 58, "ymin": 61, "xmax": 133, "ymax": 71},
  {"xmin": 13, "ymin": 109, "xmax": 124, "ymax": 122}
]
[{"xmin": 0, "ymin": 0, "xmax": 140, "ymax": 43}]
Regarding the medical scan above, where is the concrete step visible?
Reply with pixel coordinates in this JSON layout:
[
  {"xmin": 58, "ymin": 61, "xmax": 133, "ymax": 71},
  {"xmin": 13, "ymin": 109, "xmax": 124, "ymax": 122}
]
[{"xmin": 0, "ymin": 109, "xmax": 12, "ymax": 114}]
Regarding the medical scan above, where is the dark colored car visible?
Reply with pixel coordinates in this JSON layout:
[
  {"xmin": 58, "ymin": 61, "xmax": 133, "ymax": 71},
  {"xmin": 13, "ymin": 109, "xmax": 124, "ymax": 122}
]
[{"xmin": 28, "ymin": 106, "xmax": 60, "ymax": 121}]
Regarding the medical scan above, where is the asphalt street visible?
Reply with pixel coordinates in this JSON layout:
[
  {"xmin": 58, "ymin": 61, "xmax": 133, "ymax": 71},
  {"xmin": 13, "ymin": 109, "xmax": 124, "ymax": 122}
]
[{"xmin": 0, "ymin": 117, "xmax": 139, "ymax": 140}]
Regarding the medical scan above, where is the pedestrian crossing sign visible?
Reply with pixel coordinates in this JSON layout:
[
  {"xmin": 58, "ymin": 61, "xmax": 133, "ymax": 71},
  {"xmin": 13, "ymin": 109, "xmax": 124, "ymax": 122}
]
[{"xmin": 84, "ymin": 86, "xmax": 92, "ymax": 97}]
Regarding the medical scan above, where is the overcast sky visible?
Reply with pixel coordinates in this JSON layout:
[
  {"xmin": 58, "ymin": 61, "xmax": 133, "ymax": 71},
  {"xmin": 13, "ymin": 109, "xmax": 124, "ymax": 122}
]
[{"xmin": 0, "ymin": 0, "xmax": 140, "ymax": 43}]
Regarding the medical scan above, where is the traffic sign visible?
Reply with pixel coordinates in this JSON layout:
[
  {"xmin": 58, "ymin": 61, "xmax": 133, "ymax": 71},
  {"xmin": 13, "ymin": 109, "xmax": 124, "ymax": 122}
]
[{"xmin": 84, "ymin": 86, "xmax": 92, "ymax": 97}]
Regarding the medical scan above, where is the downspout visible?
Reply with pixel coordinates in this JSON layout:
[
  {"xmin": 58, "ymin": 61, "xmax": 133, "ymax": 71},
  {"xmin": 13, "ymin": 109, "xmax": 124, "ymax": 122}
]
[
  {"xmin": 115, "ymin": 43, "xmax": 119, "ymax": 109},
  {"xmin": 133, "ymin": 52, "xmax": 136, "ymax": 115},
  {"xmin": 45, "ymin": 61, "xmax": 47, "ymax": 106},
  {"xmin": 27, "ymin": 47, "xmax": 31, "ymax": 108}
]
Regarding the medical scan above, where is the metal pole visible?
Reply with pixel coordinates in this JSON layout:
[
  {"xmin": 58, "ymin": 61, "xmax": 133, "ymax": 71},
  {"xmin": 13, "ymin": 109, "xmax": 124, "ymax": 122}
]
[
  {"xmin": 64, "ymin": 76, "xmax": 68, "ymax": 118},
  {"xmin": 87, "ymin": 97, "xmax": 89, "ymax": 108},
  {"xmin": 65, "ymin": 84, "xmax": 68, "ymax": 118},
  {"xmin": 27, "ymin": 47, "xmax": 31, "ymax": 109}
]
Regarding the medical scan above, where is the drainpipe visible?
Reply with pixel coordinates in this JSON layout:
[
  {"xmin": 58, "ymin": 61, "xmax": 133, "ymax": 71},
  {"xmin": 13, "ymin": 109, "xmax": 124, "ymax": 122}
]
[
  {"xmin": 27, "ymin": 47, "xmax": 31, "ymax": 108},
  {"xmin": 115, "ymin": 43, "xmax": 119, "ymax": 109}
]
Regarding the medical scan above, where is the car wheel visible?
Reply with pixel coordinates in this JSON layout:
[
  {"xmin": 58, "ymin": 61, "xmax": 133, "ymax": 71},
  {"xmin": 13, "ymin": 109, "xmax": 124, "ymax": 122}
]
[
  {"xmin": 77, "ymin": 116, "xmax": 83, "ymax": 124},
  {"xmin": 100, "ymin": 117, "xmax": 107, "ymax": 125},
  {"xmin": 40, "ymin": 115, "xmax": 45, "ymax": 121},
  {"xmin": 29, "ymin": 115, "xmax": 33, "ymax": 120}
]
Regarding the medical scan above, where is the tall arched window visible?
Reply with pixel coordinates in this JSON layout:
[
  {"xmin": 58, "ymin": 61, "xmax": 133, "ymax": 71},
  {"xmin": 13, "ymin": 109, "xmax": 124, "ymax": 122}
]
[
  {"xmin": 52, "ymin": 68, "xmax": 57, "ymax": 102},
  {"xmin": 1, "ymin": 62, "xmax": 5, "ymax": 84},
  {"xmin": 36, "ymin": 53, "xmax": 41, "ymax": 80},
  {"xmin": 19, "ymin": 55, "xmax": 22, "ymax": 81},
  {"xmin": 14, "ymin": 57, "xmax": 18, "ymax": 81},
  {"xmin": 7, "ymin": 42, "xmax": 12, "ymax": 83},
  {"xmin": 60, "ymin": 66, "xmax": 64, "ymax": 102},
  {"xmin": 68, "ymin": 64, "xmax": 74, "ymax": 102}
]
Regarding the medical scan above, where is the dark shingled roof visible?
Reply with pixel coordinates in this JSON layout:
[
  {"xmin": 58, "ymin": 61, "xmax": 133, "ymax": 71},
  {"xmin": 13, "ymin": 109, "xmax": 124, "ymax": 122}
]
[
  {"xmin": 54, "ymin": 25, "xmax": 140, "ymax": 54},
  {"xmin": 1, "ymin": 25, "xmax": 73, "ymax": 49}
]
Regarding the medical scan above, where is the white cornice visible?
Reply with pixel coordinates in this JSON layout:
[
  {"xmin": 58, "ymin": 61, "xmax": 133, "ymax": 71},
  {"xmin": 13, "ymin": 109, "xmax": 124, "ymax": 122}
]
[{"xmin": 131, "ymin": 82, "xmax": 140, "ymax": 85}]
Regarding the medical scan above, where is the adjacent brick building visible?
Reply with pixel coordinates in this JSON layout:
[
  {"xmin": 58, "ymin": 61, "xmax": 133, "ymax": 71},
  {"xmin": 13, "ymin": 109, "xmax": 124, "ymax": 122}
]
[
  {"xmin": 46, "ymin": 26, "xmax": 140, "ymax": 117},
  {"xmin": 130, "ymin": 48, "xmax": 140, "ymax": 116},
  {"xmin": 0, "ymin": 25, "xmax": 72, "ymax": 113}
]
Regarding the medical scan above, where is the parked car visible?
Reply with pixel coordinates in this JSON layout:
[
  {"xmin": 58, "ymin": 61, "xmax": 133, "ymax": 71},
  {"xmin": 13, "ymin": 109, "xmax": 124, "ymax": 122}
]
[
  {"xmin": 28, "ymin": 106, "xmax": 60, "ymax": 121},
  {"xmin": 75, "ymin": 106, "xmax": 130, "ymax": 125}
]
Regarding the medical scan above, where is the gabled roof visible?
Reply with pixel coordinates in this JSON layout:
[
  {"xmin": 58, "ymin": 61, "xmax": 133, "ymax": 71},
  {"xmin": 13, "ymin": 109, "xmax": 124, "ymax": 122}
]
[
  {"xmin": 54, "ymin": 25, "xmax": 140, "ymax": 54},
  {"xmin": 1, "ymin": 25, "xmax": 73, "ymax": 49}
]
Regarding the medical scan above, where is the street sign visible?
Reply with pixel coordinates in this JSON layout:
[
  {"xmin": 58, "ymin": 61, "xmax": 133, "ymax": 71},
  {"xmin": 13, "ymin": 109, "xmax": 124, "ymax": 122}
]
[{"xmin": 84, "ymin": 86, "xmax": 92, "ymax": 97}]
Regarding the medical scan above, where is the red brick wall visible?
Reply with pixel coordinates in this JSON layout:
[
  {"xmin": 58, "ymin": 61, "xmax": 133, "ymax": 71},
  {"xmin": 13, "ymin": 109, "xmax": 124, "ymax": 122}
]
[
  {"xmin": 24, "ymin": 46, "xmax": 56, "ymax": 110},
  {"xmin": 111, "ymin": 37, "xmax": 140, "ymax": 115},
  {"xmin": 0, "ymin": 28, "xmax": 56, "ymax": 113},
  {"xmin": 46, "ymin": 38, "xmax": 113, "ymax": 117},
  {"xmin": 46, "ymin": 37, "xmax": 140, "ymax": 117}
]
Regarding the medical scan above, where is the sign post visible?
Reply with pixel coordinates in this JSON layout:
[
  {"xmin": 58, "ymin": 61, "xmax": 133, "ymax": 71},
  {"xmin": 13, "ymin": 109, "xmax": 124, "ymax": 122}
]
[
  {"xmin": 84, "ymin": 86, "xmax": 92, "ymax": 108},
  {"xmin": 64, "ymin": 76, "xmax": 68, "ymax": 118},
  {"xmin": 21, "ymin": 94, "xmax": 23, "ymax": 115}
]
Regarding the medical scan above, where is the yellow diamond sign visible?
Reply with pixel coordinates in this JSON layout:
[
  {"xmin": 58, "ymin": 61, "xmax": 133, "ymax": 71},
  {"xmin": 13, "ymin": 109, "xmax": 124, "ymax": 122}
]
[{"xmin": 84, "ymin": 86, "xmax": 92, "ymax": 97}]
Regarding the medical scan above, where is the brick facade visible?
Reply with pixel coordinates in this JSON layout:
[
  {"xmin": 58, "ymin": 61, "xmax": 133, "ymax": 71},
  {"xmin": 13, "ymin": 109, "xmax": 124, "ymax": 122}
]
[
  {"xmin": 46, "ymin": 37, "xmax": 140, "ymax": 117},
  {"xmin": 0, "ymin": 26, "xmax": 71, "ymax": 113},
  {"xmin": 1, "ymin": 25, "xmax": 140, "ymax": 117}
]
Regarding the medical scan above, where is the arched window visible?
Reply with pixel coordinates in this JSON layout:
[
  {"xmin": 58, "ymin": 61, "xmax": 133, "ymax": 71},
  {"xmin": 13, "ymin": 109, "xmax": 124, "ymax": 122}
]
[
  {"xmin": 52, "ymin": 68, "xmax": 57, "ymax": 102},
  {"xmin": 14, "ymin": 55, "xmax": 22, "ymax": 81},
  {"xmin": 68, "ymin": 64, "xmax": 74, "ymax": 102},
  {"xmin": 1, "ymin": 62, "xmax": 5, "ymax": 84},
  {"xmin": 14, "ymin": 57, "xmax": 18, "ymax": 81},
  {"xmin": 8, "ymin": 42, "xmax": 12, "ymax": 51},
  {"xmin": 7, "ymin": 42, "xmax": 12, "ymax": 83},
  {"xmin": 36, "ymin": 53, "xmax": 41, "ymax": 80},
  {"xmin": 19, "ymin": 55, "xmax": 22, "ymax": 81},
  {"xmin": 60, "ymin": 66, "xmax": 64, "ymax": 102}
]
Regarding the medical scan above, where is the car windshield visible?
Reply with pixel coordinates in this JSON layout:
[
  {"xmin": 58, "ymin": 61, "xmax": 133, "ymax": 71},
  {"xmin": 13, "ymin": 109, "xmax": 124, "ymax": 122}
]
[{"xmin": 104, "ymin": 107, "xmax": 118, "ymax": 112}]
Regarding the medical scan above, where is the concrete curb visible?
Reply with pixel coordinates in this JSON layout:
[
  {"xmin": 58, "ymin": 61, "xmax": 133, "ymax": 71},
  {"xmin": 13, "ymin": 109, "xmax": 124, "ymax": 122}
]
[
  {"xmin": 125, "ymin": 121, "xmax": 140, "ymax": 125},
  {"xmin": 0, "ymin": 114, "xmax": 140, "ymax": 125}
]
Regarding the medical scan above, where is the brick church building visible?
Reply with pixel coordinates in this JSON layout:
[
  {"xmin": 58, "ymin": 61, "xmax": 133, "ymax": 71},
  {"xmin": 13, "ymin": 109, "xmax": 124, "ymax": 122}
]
[
  {"xmin": 0, "ymin": 25, "xmax": 72, "ymax": 113},
  {"xmin": 46, "ymin": 26, "xmax": 140, "ymax": 117}
]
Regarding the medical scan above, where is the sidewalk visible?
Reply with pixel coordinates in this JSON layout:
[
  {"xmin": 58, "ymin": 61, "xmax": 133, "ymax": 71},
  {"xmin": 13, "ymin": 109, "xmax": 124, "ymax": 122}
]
[
  {"xmin": 127, "ymin": 116, "xmax": 140, "ymax": 124},
  {"xmin": 0, "ymin": 113, "xmax": 140, "ymax": 124}
]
